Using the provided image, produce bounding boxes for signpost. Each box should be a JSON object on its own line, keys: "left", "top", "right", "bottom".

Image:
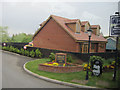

{"left": 109, "top": 12, "right": 120, "bottom": 81}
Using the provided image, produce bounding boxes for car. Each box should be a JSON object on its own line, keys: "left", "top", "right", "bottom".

{"left": 24, "top": 41, "right": 33, "bottom": 49}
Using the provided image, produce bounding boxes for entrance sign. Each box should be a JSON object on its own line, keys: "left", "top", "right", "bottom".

{"left": 92, "top": 60, "right": 102, "bottom": 76}
{"left": 110, "top": 15, "right": 120, "bottom": 35}
{"left": 55, "top": 53, "right": 67, "bottom": 64}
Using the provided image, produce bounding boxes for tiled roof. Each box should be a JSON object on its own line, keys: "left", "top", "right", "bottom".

{"left": 33, "top": 15, "right": 107, "bottom": 42}
{"left": 81, "top": 21, "right": 89, "bottom": 26}
{"left": 91, "top": 25, "right": 101, "bottom": 29}
{"left": 40, "top": 21, "right": 46, "bottom": 26}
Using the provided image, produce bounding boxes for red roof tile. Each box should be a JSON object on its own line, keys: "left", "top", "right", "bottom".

{"left": 91, "top": 25, "right": 101, "bottom": 29}
{"left": 33, "top": 15, "right": 107, "bottom": 42}
{"left": 81, "top": 21, "right": 89, "bottom": 26}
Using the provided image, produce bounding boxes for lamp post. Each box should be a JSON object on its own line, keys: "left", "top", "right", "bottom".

{"left": 85, "top": 29, "right": 92, "bottom": 80}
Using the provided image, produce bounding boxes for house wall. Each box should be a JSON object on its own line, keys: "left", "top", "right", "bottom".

{"left": 33, "top": 18, "right": 79, "bottom": 52}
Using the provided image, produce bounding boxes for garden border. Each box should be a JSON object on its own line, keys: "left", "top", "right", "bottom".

{"left": 23, "top": 61, "right": 98, "bottom": 88}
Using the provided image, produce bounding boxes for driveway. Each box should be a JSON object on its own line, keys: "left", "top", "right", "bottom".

{"left": 2, "top": 50, "right": 72, "bottom": 88}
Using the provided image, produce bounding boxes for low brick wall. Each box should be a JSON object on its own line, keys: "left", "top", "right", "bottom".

{"left": 38, "top": 64, "right": 83, "bottom": 73}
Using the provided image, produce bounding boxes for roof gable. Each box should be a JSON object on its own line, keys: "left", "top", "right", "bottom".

{"left": 33, "top": 15, "right": 107, "bottom": 42}
{"left": 107, "top": 37, "right": 116, "bottom": 41}
{"left": 81, "top": 21, "right": 90, "bottom": 26}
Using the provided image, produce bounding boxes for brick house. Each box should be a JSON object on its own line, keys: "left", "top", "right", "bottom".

{"left": 32, "top": 15, "right": 107, "bottom": 53}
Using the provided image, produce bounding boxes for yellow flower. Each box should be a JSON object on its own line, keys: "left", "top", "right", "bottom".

{"left": 88, "top": 66, "right": 90, "bottom": 69}
{"left": 43, "top": 63, "right": 48, "bottom": 65}
{"left": 48, "top": 64, "right": 53, "bottom": 66}
{"left": 53, "top": 63, "right": 59, "bottom": 66}
{"left": 112, "top": 61, "right": 115, "bottom": 65}
{"left": 110, "top": 66, "right": 114, "bottom": 69}
{"left": 63, "top": 64, "right": 66, "bottom": 67}
{"left": 84, "top": 64, "right": 88, "bottom": 67}
{"left": 107, "top": 65, "right": 109, "bottom": 68}
{"left": 52, "top": 60, "right": 55, "bottom": 62}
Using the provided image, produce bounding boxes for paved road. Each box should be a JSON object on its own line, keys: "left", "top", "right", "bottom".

{"left": 2, "top": 50, "right": 72, "bottom": 88}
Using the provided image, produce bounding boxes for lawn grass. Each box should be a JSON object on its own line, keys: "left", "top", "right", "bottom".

{"left": 25, "top": 58, "right": 120, "bottom": 88}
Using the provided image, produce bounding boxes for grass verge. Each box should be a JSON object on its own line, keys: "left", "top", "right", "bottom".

{"left": 25, "top": 58, "right": 120, "bottom": 88}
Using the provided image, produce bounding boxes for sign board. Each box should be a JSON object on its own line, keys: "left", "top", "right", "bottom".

{"left": 110, "top": 15, "right": 120, "bottom": 35}
{"left": 55, "top": 53, "right": 67, "bottom": 64}
{"left": 92, "top": 60, "right": 102, "bottom": 76}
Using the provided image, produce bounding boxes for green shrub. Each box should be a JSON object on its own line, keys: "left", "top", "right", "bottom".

{"left": 9, "top": 46, "right": 14, "bottom": 52}
{"left": 6, "top": 46, "right": 9, "bottom": 51}
{"left": 89, "top": 55, "right": 105, "bottom": 66}
{"left": 16, "top": 48, "right": 20, "bottom": 54}
{"left": 12, "top": 47, "right": 16, "bottom": 52}
{"left": 0, "top": 45, "right": 2, "bottom": 49}
{"left": 20, "top": 48, "right": 24, "bottom": 55}
{"left": 103, "top": 58, "right": 114, "bottom": 66}
{"left": 2, "top": 46, "right": 6, "bottom": 50}
{"left": 13, "top": 48, "right": 20, "bottom": 53}
{"left": 49, "top": 52, "right": 55, "bottom": 61}
{"left": 30, "top": 50, "right": 35, "bottom": 58}
{"left": 67, "top": 55, "right": 73, "bottom": 63}
{"left": 35, "top": 49, "right": 42, "bottom": 58}
{"left": 25, "top": 50, "right": 29, "bottom": 56}
{"left": 13, "top": 48, "right": 18, "bottom": 53}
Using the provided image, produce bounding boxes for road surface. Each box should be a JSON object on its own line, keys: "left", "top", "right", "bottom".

{"left": 2, "top": 50, "right": 72, "bottom": 88}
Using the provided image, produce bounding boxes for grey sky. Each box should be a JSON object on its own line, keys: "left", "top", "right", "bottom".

{"left": 1, "top": 1, "right": 119, "bottom": 36}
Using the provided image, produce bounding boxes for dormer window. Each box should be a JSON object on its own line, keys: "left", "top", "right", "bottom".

{"left": 81, "top": 21, "right": 90, "bottom": 32}
{"left": 91, "top": 25, "right": 101, "bottom": 35}
{"left": 65, "top": 20, "right": 81, "bottom": 33}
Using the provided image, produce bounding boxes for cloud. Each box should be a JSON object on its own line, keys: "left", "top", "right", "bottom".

{"left": 45, "top": 2, "right": 77, "bottom": 17}
{"left": 80, "top": 11, "right": 102, "bottom": 24}
{"left": 0, "top": 3, "right": 2, "bottom": 26}
{"left": 2, "top": 0, "right": 120, "bottom": 2}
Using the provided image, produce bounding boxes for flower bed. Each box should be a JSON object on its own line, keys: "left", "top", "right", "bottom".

{"left": 38, "top": 63, "right": 83, "bottom": 73}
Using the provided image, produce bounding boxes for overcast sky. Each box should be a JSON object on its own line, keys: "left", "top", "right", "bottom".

{"left": 1, "top": 0, "right": 119, "bottom": 36}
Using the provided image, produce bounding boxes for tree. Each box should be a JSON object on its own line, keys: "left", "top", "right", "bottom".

{"left": 11, "top": 33, "right": 33, "bottom": 43}
{"left": 22, "top": 34, "right": 33, "bottom": 43}
{"left": 0, "top": 26, "right": 11, "bottom": 42}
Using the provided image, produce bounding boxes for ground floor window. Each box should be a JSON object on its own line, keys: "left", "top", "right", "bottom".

{"left": 79, "top": 43, "right": 88, "bottom": 53}
{"left": 99, "top": 43, "right": 105, "bottom": 50}
{"left": 80, "top": 42, "right": 99, "bottom": 53}
{"left": 83, "top": 44, "right": 88, "bottom": 53}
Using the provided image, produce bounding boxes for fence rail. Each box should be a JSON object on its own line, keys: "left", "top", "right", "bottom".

{"left": 1, "top": 42, "right": 118, "bottom": 62}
